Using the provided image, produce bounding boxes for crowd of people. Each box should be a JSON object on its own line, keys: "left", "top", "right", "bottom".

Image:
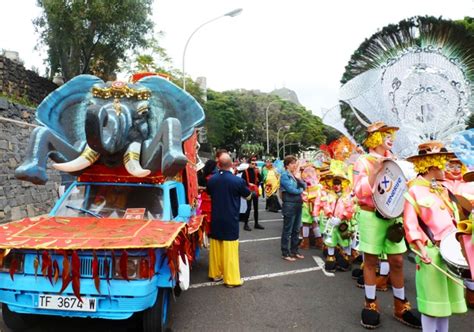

{"left": 197, "top": 121, "right": 474, "bottom": 331}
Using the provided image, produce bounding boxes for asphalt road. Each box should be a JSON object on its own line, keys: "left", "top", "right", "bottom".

{"left": 1, "top": 198, "right": 473, "bottom": 331}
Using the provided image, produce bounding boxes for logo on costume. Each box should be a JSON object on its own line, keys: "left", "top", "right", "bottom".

{"left": 377, "top": 175, "right": 392, "bottom": 195}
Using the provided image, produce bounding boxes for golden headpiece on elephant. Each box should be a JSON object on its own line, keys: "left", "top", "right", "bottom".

{"left": 92, "top": 81, "right": 151, "bottom": 100}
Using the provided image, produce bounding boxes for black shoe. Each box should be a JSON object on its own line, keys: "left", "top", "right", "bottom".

{"left": 243, "top": 224, "right": 251, "bottom": 231}
{"left": 356, "top": 275, "right": 365, "bottom": 288}
{"left": 361, "top": 298, "right": 381, "bottom": 329}
{"left": 254, "top": 224, "right": 265, "bottom": 230}
{"left": 354, "top": 254, "right": 363, "bottom": 265}
{"left": 325, "top": 256, "right": 337, "bottom": 272}
{"left": 337, "top": 254, "right": 351, "bottom": 272}
{"left": 393, "top": 298, "right": 422, "bottom": 329}
{"left": 352, "top": 268, "right": 363, "bottom": 280}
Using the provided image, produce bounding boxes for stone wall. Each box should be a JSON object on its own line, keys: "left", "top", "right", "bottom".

{"left": 0, "top": 55, "right": 57, "bottom": 105}
{"left": 0, "top": 97, "right": 61, "bottom": 222}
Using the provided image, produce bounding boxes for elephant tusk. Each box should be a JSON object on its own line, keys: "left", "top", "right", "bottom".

{"left": 52, "top": 145, "right": 100, "bottom": 172}
{"left": 123, "top": 142, "right": 151, "bottom": 177}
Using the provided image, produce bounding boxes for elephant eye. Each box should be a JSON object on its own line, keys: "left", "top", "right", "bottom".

{"left": 137, "top": 105, "right": 148, "bottom": 115}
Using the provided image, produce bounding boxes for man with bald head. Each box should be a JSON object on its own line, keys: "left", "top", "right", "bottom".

{"left": 207, "top": 153, "right": 253, "bottom": 287}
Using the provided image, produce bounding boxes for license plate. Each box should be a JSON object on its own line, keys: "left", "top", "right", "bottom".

{"left": 38, "top": 294, "right": 97, "bottom": 312}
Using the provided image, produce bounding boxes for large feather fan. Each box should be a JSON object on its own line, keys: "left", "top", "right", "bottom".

{"left": 338, "top": 16, "right": 474, "bottom": 157}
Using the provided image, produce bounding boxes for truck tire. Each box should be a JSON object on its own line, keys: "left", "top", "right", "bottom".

{"left": 2, "top": 304, "right": 29, "bottom": 331}
{"left": 142, "top": 288, "right": 171, "bottom": 332}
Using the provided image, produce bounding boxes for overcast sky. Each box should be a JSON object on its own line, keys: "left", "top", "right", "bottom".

{"left": 1, "top": 0, "right": 473, "bottom": 116}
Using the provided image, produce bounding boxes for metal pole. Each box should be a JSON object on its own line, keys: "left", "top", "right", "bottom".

{"left": 277, "top": 128, "right": 281, "bottom": 160}
{"left": 182, "top": 9, "right": 242, "bottom": 91}
{"left": 276, "top": 126, "right": 288, "bottom": 160}
{"left": 265, "top": 100, "right": 278, "bottom": 155}
{"left": 282, "top": 132, "right": 294, "bottom": 157}
{"left": 279, "top": 143, "right": 299, "bottom": 157}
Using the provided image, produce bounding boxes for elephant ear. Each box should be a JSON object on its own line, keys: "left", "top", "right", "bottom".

{"left": 36, "top": 74, "right": 104, "bottom": 144}
{"left": 137, "top": 76, "right": 205, "bottom": 141}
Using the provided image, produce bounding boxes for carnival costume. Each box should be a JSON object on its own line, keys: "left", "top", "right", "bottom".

{"left": 443, "top": 158, "right": 474, "bottom": 307}
{"left": 444, "top": 158, "right": 474, "bottom": 202}
{"left": 314, "top": 168, "right": 331, "bottom": 245}
{"left": 300, "top": 163, "right": 323, "bottom": 250}
{"left": 403, "top": 141, "right": 467, "bottom": 331}
{"left": 264, "top": 163, "right": 282, "bottom": 213}
{"left": 353, "top": 121, "right": 421, "bottom": 329}
{"left": 320, "top": 173, "right": 355, "bottom": 272}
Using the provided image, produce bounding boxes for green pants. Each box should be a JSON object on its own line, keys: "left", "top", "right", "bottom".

{"left": 319, "top": 214, "right": 327, "bottom": 235}
{"left": 415, "top": 244, "right": 467, "bottom": 317}
{"left": 324, "top": 223, "right": 351, "bottom": 248}
{"left": 357, "top": 210, "right": 406, "bottom": 255}
{"left": 301, "top": 201, "right": 314, "bottom": 224}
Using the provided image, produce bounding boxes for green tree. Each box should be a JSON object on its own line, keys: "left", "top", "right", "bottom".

{"left": 34, "top": 0, "right": 154, "bottom": 81}
{"left": 202, "top": 90, "right": 326, "bottom": 158}
{"left": 240, "top": 143, "right": 264, "bottom": 156}
{"left": 467, "top": 112, "right": 474, "bottom": 129}
{"left": 120, "top": 32, "right": 173, "bottom": 74}
{"left": 203, "top": 90, "right": 244, "bottom": 153}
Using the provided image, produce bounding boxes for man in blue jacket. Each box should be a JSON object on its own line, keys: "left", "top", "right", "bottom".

{"left": 207, "top": 153, "right": 253, "bottom": 287}
{"left": 280, "top": 155, "right": 307, "bottom": 261}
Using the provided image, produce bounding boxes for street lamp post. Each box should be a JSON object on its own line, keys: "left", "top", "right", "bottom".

{"left": 282, "top": 132, "right": 295, "bottom": 157}
{"left": 279, "top": 142, "right": 300, "bottom": 157}
{"left": 265, "top": 100, "right": 279, "bottom": 156}
{"left": 182, "top": 8, "right": 243, "bottom": 91}
{"left": 276, "top": 125, "right": 290, "bottom": 160}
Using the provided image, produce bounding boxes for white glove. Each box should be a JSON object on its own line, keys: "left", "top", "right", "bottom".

{"left": 329, "top": 217, "right": 341, "bottom": 227}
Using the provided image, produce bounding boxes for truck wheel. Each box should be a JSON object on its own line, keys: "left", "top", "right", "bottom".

{"left": 142, "top": 288, "right": 171, "bottom": 332}
{"left": 2, "top": 304, "right": 29, "bottom": 331}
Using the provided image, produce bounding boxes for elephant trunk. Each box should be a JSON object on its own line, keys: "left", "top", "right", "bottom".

{"left": 52, "top": 145, "right": 100, "bottom": 172}
{"left": 86, "top": 105, "right": 121, "bottom": 155}
{"left": 123, "top": 142, "right": 151, "bottom": 177}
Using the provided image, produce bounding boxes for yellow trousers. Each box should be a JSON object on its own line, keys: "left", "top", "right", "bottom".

{"left": 208, "top": 238, "right": 241, "bottom": 286}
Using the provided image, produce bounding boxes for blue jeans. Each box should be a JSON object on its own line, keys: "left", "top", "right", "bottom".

{"left": 281, "top": 201, "right": 303, "bottom": 256}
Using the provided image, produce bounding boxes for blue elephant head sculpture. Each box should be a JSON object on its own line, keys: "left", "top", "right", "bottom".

{"left": 15, "top": 74, "right": 205, "bottom": 184}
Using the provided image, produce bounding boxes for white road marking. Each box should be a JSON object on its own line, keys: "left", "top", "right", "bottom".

{"left": 189, "top": 266, "right": 322, "bottom": 289}
{"left": 312, "top": 255, "right": 335, "bottom": 277}
{"left": 256, "top": 218, "right": 282, "bottom": 223}
{"left": 239, "top": 237, "right": 280, "bottom": 243}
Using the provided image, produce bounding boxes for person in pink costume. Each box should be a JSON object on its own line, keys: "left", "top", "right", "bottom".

{"left": 353, "top": 121, "right": 421, "bottom": 329}
{"left": 457, "top": 169, "right": 474, "bottom": 308}
{"left": 443, "top": 158, "right": 474, "bottom": 307}
{"left": 313, "top": 168, "right": 331, "bottom": 250}
{"left": 443, "top": 157, "right": 474, "bottom": 202}
{"left": 403, "top": 141, "right": 467, "bottom": 332}
{"left": 320, "top": 172, "right": 355, "bottom": 272}
{"left": 299, "top": 163, "right": 324, "bottom": 250}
